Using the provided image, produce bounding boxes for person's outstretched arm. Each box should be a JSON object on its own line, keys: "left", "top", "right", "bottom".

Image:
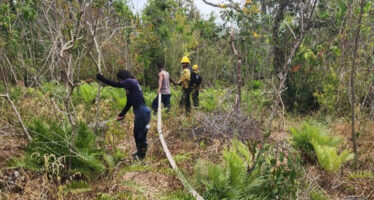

{"left": 118, "top": 100, "right": 131, "bottom": 119}
{"left": 157, "top": 72, "right": 164, "bottom": 93}
{"left": 169, "top": 76, "right": 177, "bottom": 85}
{"left": 177, "top": 69, "right": 190, "bottom": 85}
{"left": 96, "top": 74, "right": 122, "bottom": 88}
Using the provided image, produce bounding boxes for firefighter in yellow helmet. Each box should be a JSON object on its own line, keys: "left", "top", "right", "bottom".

{"left": 191, "top": 64, "right": 202, "bottom": 107}
{"left": 177, "top": 56, "right": 191, "bottom": 113}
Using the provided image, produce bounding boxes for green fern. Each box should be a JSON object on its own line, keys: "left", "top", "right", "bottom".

{"left": 96, "top": 193, "right": 116, "bottom": 200}
{"left": 59, "top": 180, "right": 91, "bottom": 195}
{"left": 73, "top": 151, "right": 106, "bottom": 176}
{"left": 194, "top": 140, "right": 301, "bottom": 200}
{"left": 199, "top": 88, "right": 221, "bottom": 112}
{"left": 312, "top": 141, "right": 354, "bottom": 172}
{"left": 10, "top": 119, "right": 109, "bottom": 179}
{"left": 310, "top": 188, "right": 331, "bottom": 200}
{"left": 103, "top": 154, "right": 115, "bottom": 173}
{"left": 348, "top": 170, "right": 374, "bottom": 179}
{"left": 174, "top": 153, "right": 192, "bottom": 163}
{"left": 78, "top": 83, "right": 98, "bottom": 103}
{"left": 290, "top": 122, "right": 353, "bottom": 172}
{"left": 109, "top": 88, "right": 127, "bottom": 109}
{"left": 40, "top": 80, "right": 65, "bottom": 98}
{"left": 290, "top": 122, "right": 341, "bottom": 160}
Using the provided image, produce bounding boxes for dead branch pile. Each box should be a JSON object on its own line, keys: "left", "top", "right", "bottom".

{"left": 191, "top": 111, "right": 262, "bottom": 144}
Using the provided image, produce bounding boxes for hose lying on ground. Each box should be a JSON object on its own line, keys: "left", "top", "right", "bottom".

{"left": 156, "top": 93, "right": 204, "bottom": 200}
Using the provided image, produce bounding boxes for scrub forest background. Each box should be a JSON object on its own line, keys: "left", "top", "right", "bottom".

{"left": 1, "top": 0, "right": 374, "bottom": 199}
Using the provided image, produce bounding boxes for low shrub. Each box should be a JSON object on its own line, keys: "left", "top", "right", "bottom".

{"left": 9, "top": 119, "right": 111, "bottom": 179}
{"left": 77, "top": 83, "right": 98, "bottom": 103}
{"left": 242, "top": 85, "right": 270, "bottom": 116}
{"left": 199, "top": 88, "right": 227, "bottom": 111}
{"left": 310, "top": 188, "right": 331, "bottom": 200}
{"left": 194, "top": 140, "right": 302, "bottom": 200}
{"left": 290, "top": 122, "right": 353, "bottom": 172}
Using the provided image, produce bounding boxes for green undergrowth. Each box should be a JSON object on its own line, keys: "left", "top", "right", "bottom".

{"left": 310, "top": 187, "right": 331, "bottom": 200}
{"left": 290, "top": 121, "right": 353, "bottom": 172}
{"left": 8, "top": 119, "right": 115, "bottom": 179}
{"left": 242, "top": 80, "right": 271, "bottom": 116}
{"left": 160, "top": 190, "right": 194, "bottom": 200}
{"left": 58, "top": 180, "right": 92, "bottom": 196}
{"left": 193, "top": 140, "right": 302, "bottom": 200}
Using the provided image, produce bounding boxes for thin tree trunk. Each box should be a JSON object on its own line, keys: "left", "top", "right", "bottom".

{"left": 93, "top": 35, "right": 102, "bottom": 132}
{"left": 350, "top": 0, "right": 366, "bottom": 165}
{"left": 1, "top": 94, "right": 32, "bottom": 141}
{"left": 0, "top": 65, "right": 32, "bottom": 141}
{"left": 230, "top": 28, "right": 242, "bottom": 110}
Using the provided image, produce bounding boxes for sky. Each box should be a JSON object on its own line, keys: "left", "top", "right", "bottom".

{"left": 127, "top": 0, "right": 223, "bottom": 20}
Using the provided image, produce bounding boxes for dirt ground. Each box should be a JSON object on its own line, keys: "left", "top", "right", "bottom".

{"left": 1, "top": 116, "right": 373, "bottom": 199}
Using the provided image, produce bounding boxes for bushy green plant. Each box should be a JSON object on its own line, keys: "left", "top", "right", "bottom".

{"left": 310, "top": 188, "right": 331, "bottom": 200}
{"left": 72, "top": 83, "right": 127, "bottom": 109}
{"left": 58, "top": 180, "right": 92, "bottom": 195}
{"left": 283, "top": 45, "right": 321, "bottom": 113}
{"left": 290, "top": 122, "right": 353, "bottom": 172}
{"left": 199, "top": 88, "right": 226, "bottom": 111}
{"left": 194, "top": 140, "right": 302, "bottom": 200}
{"left": 77, "top": 83, "right": 98, "bottom": 103}
{"left": 249, "top": 80, "right": 263, "bottom": 90}
{"left": 40, "top": 80, "right": 65, "bottom": 98}
{"left": 313, "top": 69, "right": 340, "bottom": 114}
{"left": 348, "top": 170, "right": 374, "bottom": 179}
{"left": 242, "top": 85, "right": 270, "bottom": 115}
{"left": 9, "top": 119, "right": 109, "bottom": 179}
{"left": 8, "top": 86, "right": 27, "bottom": 101}
{"left": 290, "top": 122, "right": 341, "bottom": 161}
{"left": 96, "top": 193, "right": 116, "bottom": 200}
{"left": 142, "top": 87, "right": 156, "bottom": 106}
{"left": 169, "top": 88, "right": 181, "bottom": 107}
{"left": 313, "top": 142, "right": 353, "bottom": 173}
{"left": 107, "top": 87, "right": 127, "bottom": 109}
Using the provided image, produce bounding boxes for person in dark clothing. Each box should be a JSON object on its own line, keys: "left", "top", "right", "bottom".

{"left": 191, "top": 64, "right": 201, "bottom": 107}
{"left": 151, "top": 62, "right": 176, "bottom": 114}
{"left": 96, "top": 70, "right": 151, "bottom": 160}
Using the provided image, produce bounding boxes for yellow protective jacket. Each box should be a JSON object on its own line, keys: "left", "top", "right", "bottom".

{"left": 177, "top": 68, "right": 190, "bottom": 89}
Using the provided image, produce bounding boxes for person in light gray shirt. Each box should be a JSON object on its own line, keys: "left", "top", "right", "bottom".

{"left": 151, "top": 61, "right": 176, "bottom": 114}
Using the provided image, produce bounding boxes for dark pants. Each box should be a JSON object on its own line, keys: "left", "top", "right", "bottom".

{"left": 133, "top": 105, "right": 151, "bottom": 158}
{"left": 179, "top": 88, "right": 191, "bottom": 113}
{"left": 151, "top": 94, "right": 171, "bottom": 113}
{"left": 191, "top": 86, "right": 199, "bottom": 107}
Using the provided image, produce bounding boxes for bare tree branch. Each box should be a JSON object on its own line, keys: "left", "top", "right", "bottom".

{"left": 230, "top": 28, "right": 242, "bottom": 110}
{"left": 0, "top": 64, "right": 32, "bottom": 141}
{"left": 202, "top": 0, "right": 243, "bottom": 13}
{"left": 350, "top": 0, "right": 367, "bottom": 165}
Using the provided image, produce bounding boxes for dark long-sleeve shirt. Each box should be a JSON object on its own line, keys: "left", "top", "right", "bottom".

{"left": 97, "top": 74, "right": 145, "bottom": 117}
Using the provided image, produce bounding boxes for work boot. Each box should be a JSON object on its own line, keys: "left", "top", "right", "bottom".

{"left": 132, "top": 152, "right": 141, "bottom": 161}
{"left": 132, "top": 147, "right": 147, "bottom": 161}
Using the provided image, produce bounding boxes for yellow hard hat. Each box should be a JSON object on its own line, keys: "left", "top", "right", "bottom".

{"left": 192, "top": 64, "right": 198, "bottom": 71}
{"left": 181, "top": 56, "right": 190, "bottom": 64}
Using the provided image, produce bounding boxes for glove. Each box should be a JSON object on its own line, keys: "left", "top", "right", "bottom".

{"left": 96, "top": 73, "right": 104, "bottom": 81}
{"left": 117, "top": 115, "right": 124, "bottom": 121}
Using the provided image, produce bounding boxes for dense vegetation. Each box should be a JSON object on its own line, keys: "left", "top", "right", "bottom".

{"left": 1, "top": 0, "right": 374, "bottom": 199}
